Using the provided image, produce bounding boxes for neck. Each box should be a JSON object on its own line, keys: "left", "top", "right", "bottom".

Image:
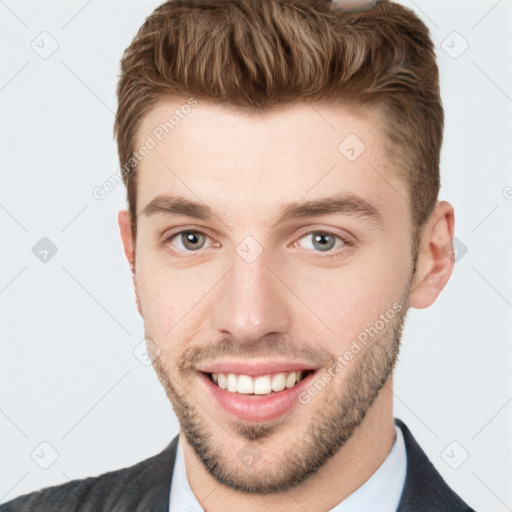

{"left": 180, "top": 380, "right": 396, "bottom": 512}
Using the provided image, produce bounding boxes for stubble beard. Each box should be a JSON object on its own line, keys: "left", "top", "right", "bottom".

{"left": 148, "top": 291, "right": 410, "bottom": 495}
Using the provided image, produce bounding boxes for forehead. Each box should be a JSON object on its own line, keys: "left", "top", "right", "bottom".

{"left": 133, "top": 97, "right": 409, "bottom": 230}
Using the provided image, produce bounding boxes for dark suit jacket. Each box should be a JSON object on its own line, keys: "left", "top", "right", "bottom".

{"left": 0, "top": 418, "right": 476, "bottom": 511}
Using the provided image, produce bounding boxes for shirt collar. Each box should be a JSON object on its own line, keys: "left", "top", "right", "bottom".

{"left": 327, "top": 424, "right": 407, "bottom": 511}
{"left": 169, "top": 424, "right": 406, "bottom": 512}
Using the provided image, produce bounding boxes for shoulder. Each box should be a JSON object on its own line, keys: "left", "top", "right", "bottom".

{"left": 0, "top": 437, "right": 178, "bottom": 512}
{"left": 395, "top": 418, "right": 477, "bottom": 512}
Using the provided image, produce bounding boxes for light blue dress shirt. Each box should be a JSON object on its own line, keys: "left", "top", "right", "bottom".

{"left": 169, "top": 425, "right": 407, "bottom": 512}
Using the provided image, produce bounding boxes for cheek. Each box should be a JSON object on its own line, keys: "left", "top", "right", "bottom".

{"left": 281, "top": 242, "right": 411, "bottom": 341}
{"left": 346, "top": 250, "right": 411, "bottom": 330}
{"left": 135, "top": 253, "right": 220, "bottom": 335}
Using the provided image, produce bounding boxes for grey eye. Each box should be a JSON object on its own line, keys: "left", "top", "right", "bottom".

{"left": 310, "top": 232, "right": 337, "bottom": 252}
{"left": 175, "top": 231, "right": 207, "bottom": 251}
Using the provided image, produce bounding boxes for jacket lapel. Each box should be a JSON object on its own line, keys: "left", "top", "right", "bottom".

{"left": 124, "top": 434, "right": 179, "bottom": 512}
{"left": 395, "top": 419, "right": 474, "bottom": 511}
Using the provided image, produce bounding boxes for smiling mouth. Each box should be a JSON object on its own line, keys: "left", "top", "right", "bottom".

{"left": 202, "top": 369, "right": 316, "bottom": 396}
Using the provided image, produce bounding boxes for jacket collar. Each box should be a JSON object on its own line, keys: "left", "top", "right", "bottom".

{"left": 395, "top": 418, "right": 474, "bottom": 511}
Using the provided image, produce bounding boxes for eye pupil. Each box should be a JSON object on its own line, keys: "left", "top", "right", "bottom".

{"left": 182, "top": 232, "right": 205, "bottom": 250}
{"left": 313, "top": 233, "right": 335, "bottom": 251}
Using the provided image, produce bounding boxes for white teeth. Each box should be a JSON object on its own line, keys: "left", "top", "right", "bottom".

{"left": 210, "top": 370, "right": 307, "bottom": 395}
{"left": 253, "top": 375, "right": 272, "bottom": 394}
{"left": 227, "top": 373, "right": 237, "bottom": 393}
{"left": 217, "top": 373, "right": 227, "bottom": 389}
{"left": 285, "top": 371, "right": 297, "bottom": 388}
{"left": 237, "top": 375, "right": 253, "bottom": 394}
{"left": 271, "top": 373, "right": 286, "bottom": 392}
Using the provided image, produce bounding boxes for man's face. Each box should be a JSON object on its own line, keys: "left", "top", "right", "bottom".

{"left": 127, "top": 98, "right": 415, "bottom": 493}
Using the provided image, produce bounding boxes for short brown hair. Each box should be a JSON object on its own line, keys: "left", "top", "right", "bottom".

{"left": 114, "top": 0, "right": 443, "bottom": 237}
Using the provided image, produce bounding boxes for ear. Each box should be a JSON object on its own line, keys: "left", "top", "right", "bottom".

{"left": 118, "top": 209, "right": 135, "bottom": 273}
{"left": 409, "top": 201, "right": 455, "bottom": 309}
{"left": 118, "top": 210, "right": 143, "bottom": 316}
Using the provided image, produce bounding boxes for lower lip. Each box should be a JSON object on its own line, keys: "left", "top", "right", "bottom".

{"left": 198, "top": 371, "right": 317, "bottom": 422}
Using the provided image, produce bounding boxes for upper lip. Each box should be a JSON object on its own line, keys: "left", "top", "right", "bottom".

{"left": 197, "top": 359, "right": 320, "bottom": 376}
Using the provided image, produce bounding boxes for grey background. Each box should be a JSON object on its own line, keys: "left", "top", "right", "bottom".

{"left": 1, "top": 0, "right": 511, "bottom": 509}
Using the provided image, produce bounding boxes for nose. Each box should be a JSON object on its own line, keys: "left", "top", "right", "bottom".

{"left": 211, "top": 249, "right": 292, "bottom": 345}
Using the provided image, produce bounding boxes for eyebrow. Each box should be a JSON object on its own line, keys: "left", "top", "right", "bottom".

{"left": 139, "top": 192, "right": 384, "bottom": 228}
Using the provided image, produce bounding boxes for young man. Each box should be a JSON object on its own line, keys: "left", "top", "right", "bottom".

{"left": 1, "top": 0, "right": 477, "bottom": 510}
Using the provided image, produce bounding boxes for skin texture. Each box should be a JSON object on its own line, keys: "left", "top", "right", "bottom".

{"left": 118, "top": 98, "right": 455, "bottom": 511}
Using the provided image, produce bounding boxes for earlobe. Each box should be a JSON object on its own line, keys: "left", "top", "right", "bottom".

{"left": 409, "top": 201, "right": 455, "bottom": 309}
{"left": 118, "top": 210, "right": 135, "bottom": 274}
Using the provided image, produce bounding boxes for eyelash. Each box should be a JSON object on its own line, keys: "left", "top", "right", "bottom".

{"left": 161, "top": 228, "right": 354, "bottom": 259}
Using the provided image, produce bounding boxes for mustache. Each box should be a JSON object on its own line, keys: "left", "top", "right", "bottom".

{"left": 176, "top": 333, "right": 335, "bottom": 377}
